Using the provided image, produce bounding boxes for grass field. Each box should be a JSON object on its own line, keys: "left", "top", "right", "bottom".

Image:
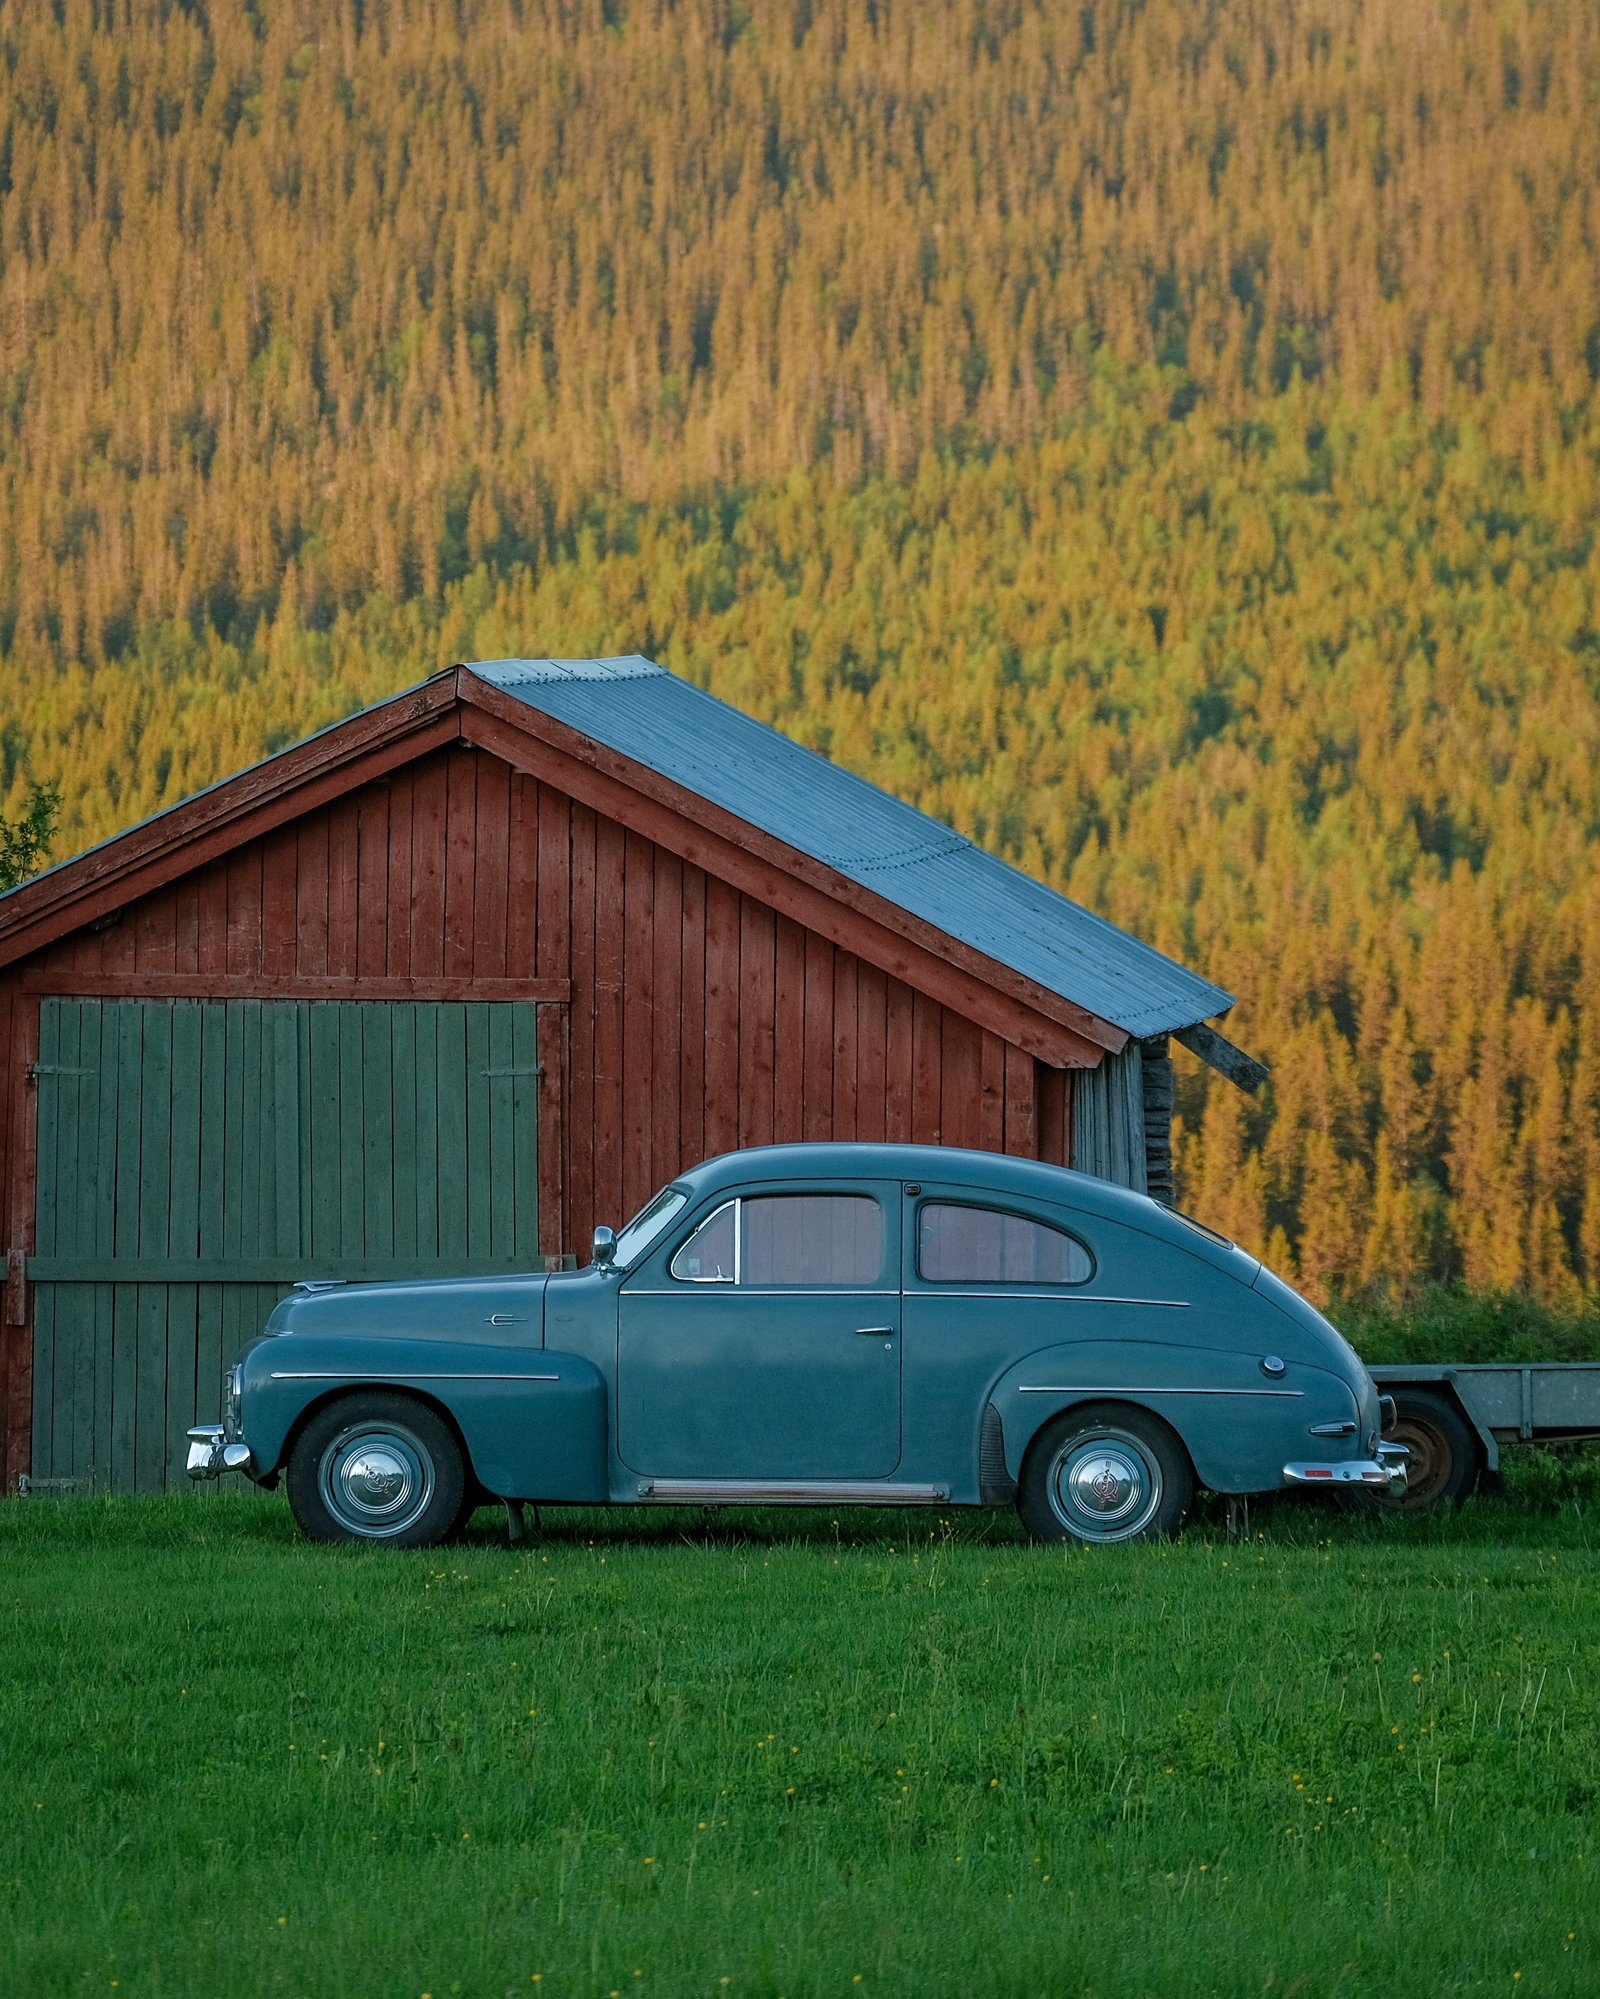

{"left": 2, "top": 1477, "right": 1596, "bottom": 1999}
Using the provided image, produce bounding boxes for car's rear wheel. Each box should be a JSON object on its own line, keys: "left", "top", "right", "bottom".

{"left": 287, "top": 1392, "right": 465, "bottom": 1548}
{"left": 1017, "top": 1404, "right": 1193, "bottom": 1546}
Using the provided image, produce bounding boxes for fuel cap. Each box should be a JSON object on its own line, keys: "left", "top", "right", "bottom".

{"left": 1260, "top": 1354, "right": 1287, "bottom": 1379}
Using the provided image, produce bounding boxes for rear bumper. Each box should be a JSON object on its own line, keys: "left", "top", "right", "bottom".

{"left": 186, "top": 1424, "right": 254, "bottom": 1481}
{"left": 1283, "top": 1443, "right": 1407, "bottom": 1495}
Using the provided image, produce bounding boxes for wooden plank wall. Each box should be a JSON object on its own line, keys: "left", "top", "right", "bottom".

{"left": 0, "top": 744, "right": 1071, "bottom": 1490}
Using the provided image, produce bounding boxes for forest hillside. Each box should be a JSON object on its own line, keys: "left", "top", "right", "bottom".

{"left": 1, "top": 0, "right": 1597, "bottom": 1303}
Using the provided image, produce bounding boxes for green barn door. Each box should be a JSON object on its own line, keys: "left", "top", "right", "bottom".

{"left": 28, "top": 998, "right": 542, "bottom": 1493}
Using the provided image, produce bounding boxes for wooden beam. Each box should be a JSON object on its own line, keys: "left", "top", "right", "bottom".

{"left": 456, "top": 687, "right": 1117, "bottom": 1070}
{"left": 1173, "top": 1020, "right": 1271, "bottom": 1094}
{"left": 20, "top": 973, "right": 571, "bottom": 1004}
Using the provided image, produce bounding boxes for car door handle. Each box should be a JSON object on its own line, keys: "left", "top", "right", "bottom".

{"left": 855, "top": 1326, "right": 895, "bottom": 1337}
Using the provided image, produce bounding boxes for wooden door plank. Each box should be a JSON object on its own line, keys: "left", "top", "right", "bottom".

{"left": 465, "top": 1003, "right": 495, "bottom": 1259}
{"left": 737, "top": 899, "right": 775, "bottom": 1150}
{"left": 361, "top": 1002, "right": 396, "bottom": 1260}
{"left": 485, "top": 1002, "right": 517, "bottom": 1258}
{"left": 69, "top": 1001, "right": 103, "bottom": 1483}
{"left": 134, "top": 1002, "right": 173, "bottom": 1491}
{"left": 194, "top": 1003, "right": 229, "bottom": 1456}
{"left": 534, "top": 1005, "right": 561, "bottom": 1260}
{"left": 413, "top": 1002, "right": 441, "bottom": 1261}
{"left": 51, "top": 1003, "right": 87, "bottom": 1483}
{"left": 271, "top": 1004, "right": 305, "bottom": 1256}
{"left": 30, "top": 1000, "right": 62, "bottom": 1484}
{"left": 802, "top": 929, "right": 832, "bottom": 1143}
{"left": 390, "top": 1003, "right": 419, "bottom": 1263}
{"left": 773, "top": 914, "right": 805, "bottom": 1146}
{"left": 436, "top": 1004, "right": 471, "bottom": 1259}
{"left": 307, "top": 1001, "right": 342, "bottom": 1260}
{"left": 164, "top": 1001, "right": 203, "bottom": 1485}
{"left": 678, "top": 864, "right": 706, "bottom": 1173}
{"left": 337, "top": 1002, "right": 365, "bottom": 1255}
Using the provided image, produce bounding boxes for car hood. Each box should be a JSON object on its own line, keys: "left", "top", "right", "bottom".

{"left": 264, "top": 1271, "right": 551, "bottom": 1344}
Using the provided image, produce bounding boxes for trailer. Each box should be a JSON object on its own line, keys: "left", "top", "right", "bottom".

{"left": 1368, "top": 1363, "right": 1600, "bottom": 1511}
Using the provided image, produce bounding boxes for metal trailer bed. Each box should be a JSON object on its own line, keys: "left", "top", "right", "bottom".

{"left": 1368, "top": 1362, "right": 1600, "bottom": 1511}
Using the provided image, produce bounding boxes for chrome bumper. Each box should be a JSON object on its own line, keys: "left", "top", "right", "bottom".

{"left": 1283, "top": 1443, "right": 1407, "bottom": 1495}
{"left": 186, "top": 1424, "right": 254, "bottom": 1481}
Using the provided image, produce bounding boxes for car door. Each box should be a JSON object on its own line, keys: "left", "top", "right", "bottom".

{"left": 617, "top": 1182, "right": 902, "bottom": 1480}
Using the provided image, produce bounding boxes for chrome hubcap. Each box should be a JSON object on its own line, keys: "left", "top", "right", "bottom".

{"left": 319, "top": 1424, "right": 435, "bottom": 1538}
{"left": 1047, "top": 1430, "right": 1162, "bottom": 1542}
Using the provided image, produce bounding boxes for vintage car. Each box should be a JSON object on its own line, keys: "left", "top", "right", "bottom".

{"left": 187, "top": 1142, "right": 1405, "bottom": 1545}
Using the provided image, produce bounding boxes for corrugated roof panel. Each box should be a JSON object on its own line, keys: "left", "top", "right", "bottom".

{"left": 471, "top": 656, "right": 1232, "bottom": 1036}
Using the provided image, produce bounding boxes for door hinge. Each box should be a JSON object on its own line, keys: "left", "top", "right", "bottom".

{"left": 479, "top": 1066, "right": 544, "bottom": 1078}
{"left": 25, "top": 1064, "right": 93, "bottom": 1082}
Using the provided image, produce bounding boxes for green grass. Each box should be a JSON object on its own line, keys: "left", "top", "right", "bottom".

{"left": 2, "top": 1483, "right": 1596, "bottom": 1999}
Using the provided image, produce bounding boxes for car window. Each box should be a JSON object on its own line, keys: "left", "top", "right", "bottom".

{"left": 918, "top": 1202, "right": 1092, "bottom": 1285}
{"left": 614, "top": 1185, "right": 690, "bottom": 1267}
{"left": 670, "top": 1194, "right": 884, "bottom": 1285}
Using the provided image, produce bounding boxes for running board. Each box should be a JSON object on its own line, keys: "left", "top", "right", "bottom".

{"left": 637, "top": 1479, "right": 949, "bottom": 1505}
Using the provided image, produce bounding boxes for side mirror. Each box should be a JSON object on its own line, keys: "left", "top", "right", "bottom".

{"left": 592, "top": 1224, "right": 617, "bottom": 1269}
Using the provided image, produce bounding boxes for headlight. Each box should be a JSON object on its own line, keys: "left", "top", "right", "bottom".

{"left": 223, "top": 1363, "right": 243, "bottom": 1439}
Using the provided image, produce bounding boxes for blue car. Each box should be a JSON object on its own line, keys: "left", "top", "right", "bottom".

{"left": 188, "top": 1143, "right": 1405, "bottom": 1545}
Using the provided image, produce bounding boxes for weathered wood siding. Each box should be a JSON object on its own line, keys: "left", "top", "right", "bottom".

{"left": 0, "top": 745, "right": 1072, "bottom": 1490}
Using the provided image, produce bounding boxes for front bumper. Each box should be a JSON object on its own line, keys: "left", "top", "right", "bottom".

{"left": 1283, "top": 1443, "right": 1408, "bottom": 1495}
{"left": 186, "top": 1424, "right": 255, "bottom": 1481}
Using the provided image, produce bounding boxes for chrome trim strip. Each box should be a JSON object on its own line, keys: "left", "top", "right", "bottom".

{"left": 1018, "top": 1384, "right": 1305, "bottom": 1398}
{"left": 916, "top": 1293, "right": 1191, "bottom": 1307}
{"left": 638, "top": 1479, "right": 948, "bottom": 1504}
{"left": 268, "top": 1370, "right": 559, "bottom": 1382}
{"left": 623, "top": 1288, "right": 895, "bottom": 1298}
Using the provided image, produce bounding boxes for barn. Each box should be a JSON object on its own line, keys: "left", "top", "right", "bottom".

{"left": 0, "top": 656, "right": 1262, "bottom": 1495}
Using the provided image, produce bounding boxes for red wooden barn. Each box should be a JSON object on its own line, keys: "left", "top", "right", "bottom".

{"left": 0, "top": 656, "right": 1261, "bottom": 1494}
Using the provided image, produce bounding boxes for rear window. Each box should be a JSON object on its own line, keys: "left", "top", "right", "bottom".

{"left": 918, "top": 1202, "right": 1092, "bottom": 1285}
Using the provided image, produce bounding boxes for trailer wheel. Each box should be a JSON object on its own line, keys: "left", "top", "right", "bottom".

{"left": 1380, "top": 1390, "right": 1480, "bottom": 1512}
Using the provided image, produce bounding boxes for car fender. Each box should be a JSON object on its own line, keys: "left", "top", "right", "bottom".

{"left": 986, "top": 1339, "right": 1363, "bottom": 1494}
{"left": 241, "top": 1336, "right": 609, "bottom": 1502}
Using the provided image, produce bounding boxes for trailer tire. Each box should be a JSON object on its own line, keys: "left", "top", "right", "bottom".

{"left": 1379, "top": 1389, "right": 1480, "bottom": 1513}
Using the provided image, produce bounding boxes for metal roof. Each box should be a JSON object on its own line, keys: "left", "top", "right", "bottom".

{"left": 472, "top": 656, "right": 1232, "bottom": 1037}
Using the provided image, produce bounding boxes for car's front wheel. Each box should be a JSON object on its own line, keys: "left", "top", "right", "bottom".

{"left": 1017, "top": 1404, "right": 1193, "bottom": 1546}
{"left": 287, "top": 1392, "right": 466, "bottom": 1548}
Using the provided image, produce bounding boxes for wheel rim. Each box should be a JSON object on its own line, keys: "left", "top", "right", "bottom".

{"left": 1046, "top": 1429, "right": 1163, "bottom": 1542}
{"left": 318, "top": 1421, "right": 436, "bottom": 1539}
{"left": 1383, "top": 1415, "right": 1452, "bottom": 1510}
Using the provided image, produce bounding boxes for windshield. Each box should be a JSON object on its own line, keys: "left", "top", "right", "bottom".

{"left": 612, "top": 1185, "right": 690, "bottom": 1268}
